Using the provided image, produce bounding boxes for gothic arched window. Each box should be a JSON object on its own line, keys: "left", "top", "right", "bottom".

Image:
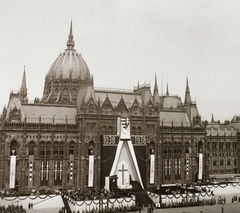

{"left": 88, "top": 141, "right": 94, "bottom": 155}
{"left": 136, "top": 126, "right": 142, "bottom": 134}
{"left": 198, "top": 141, "right": 203, "bottom": 153}
{"left": 10, "top": 140, "right": 17, "bottom": 155}
{"left": 69, "top": 141, "right": 74, "bottom": 155}
{"left": 29, "top": 141, "right": 34, "bottom": 155}
{"left": 40, "top": 142, "right": 45, "bottom": 156}
{"left": 59, "top": 142, "right": 64, "bottom": 155}
{"left": 89, "top": 104, "right": 94, "bottom": 113}
{"left": 227, "top": 159, "right": 231, "bottom": 166}
{"left": 46, "top": 142, "right": 51, "bottom": 156}
{"left": 54, "top": 142, "right": 58, "bottom": 155}
{"left": 131, "top": 126, "right": 136, "bottom": 135}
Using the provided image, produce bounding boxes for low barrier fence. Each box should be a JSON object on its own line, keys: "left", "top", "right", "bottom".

{"left": 66, "top": 195, "right": 136, "bottom": 213}
{"left": 148, "top": 191, "right": 215, "bottom": 208}
{"left": 0, "top": 194, "right": 63, "bottom": 209}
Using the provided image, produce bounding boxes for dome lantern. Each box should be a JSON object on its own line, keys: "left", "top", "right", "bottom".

{"left": 67, "top": 21, "right": 75, "bottom": 49}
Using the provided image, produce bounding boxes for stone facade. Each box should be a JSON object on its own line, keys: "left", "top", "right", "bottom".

{"left": 2, "top": 22, "right": 239, "bottom": 192}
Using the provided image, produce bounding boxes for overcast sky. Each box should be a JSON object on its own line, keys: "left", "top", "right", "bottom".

{"left": 0, "top": 0, "right": 239, "bottom": 122}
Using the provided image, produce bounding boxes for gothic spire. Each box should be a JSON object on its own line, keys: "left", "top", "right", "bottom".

{"left": 153, "top": 73, "right": 160, "bottom": 105}
{"left": 20, "top": 66, "right": 28, "bottom": 103}
{"left": 211, "top": 113, "right": 214, "bottom": 123}
{"left": 184, "top": 77, "right": 192, "bottom": 105}
{"left": 166, "top": 82, "right": 169, "bottom": 96}
{"left": 21, "top": 66, "right": 27, "bottom": 90}
{"left": 67, "top": 20, "right": 75, "bottom": 49}
{"left": 154, "top": 73, "right": 158, "bottom": 89}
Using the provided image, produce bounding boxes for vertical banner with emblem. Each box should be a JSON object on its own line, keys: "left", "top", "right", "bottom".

{"left": 120, "top": 117, "right": 130, "bottom": 140}
{"left": 198, "top": 153, "right": 203, "bottom": 180}
{"left": 28, "top": 155, "right": 34, "bottom": 187}
{"left": 88, "top": 155, "right": 94, "bottom": 187}
{"left": 150, "top": 154, "right": 155, "bottom": 184}
{"left": 69, "top": 154, "right": 74, "bottom": 184}
{"left": 9, "top": 155, "right": 16, "bottom": 189}
{"left": 186, "top": 154, "right": 189, "bottom": 180}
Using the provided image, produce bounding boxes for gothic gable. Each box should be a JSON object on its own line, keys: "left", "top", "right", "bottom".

{"left": 115, "top": 97, "right": 128, "bottom": 114}
{"left": 100, "top": 96, "right": 114, "bottom": 114}
{"left": 145, "top": 100, "right": 156, "bottom": 116}
{"left": 86, "top": 97, "right": 98, "bottom": 113}
{"left": 193, "top": 114, "right": 202, "bottom": 127}
{"left": 130, "top": 98, "right": 142, "bottom": 115}
{"left": 9, "top": 106, "right": 21, "bottom": 122}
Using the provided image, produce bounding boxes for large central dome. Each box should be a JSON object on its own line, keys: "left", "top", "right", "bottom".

{"left": 41, "top": 22, "right": 93, "bottom": 105}
{"left": 46, "top": 22, "right": 91, "bottom": 81}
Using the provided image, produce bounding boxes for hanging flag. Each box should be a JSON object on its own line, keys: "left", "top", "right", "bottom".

{"left": 41, "top": 161, "right": 44, "bottom": 181}
{"left": 150, "top": 154, "right": 155, "bottom": 184}
{"left": 59, "top": 161, "right": 62, "bottom": 180}
{"left": 198, "top": 153, "right": 203, "bottom": 180}
{"left": 186, "top": 154, "right": 189, "bottom": 180}
{"left": 88, "top": 155, "right": 94, "bottom": 187}
{"left": 28, "top": 156, "right": 34, "bottom": 187}
{"left": 29, "top": 162, "right": 33, "bottom": 181}
{"left": 70, "top": 161, "right": 73, "bottom": 180}
{"left": 46, "top": 161, "right": 49, "bottom": 180}
{"left": 9, "top": 156, "right": 16, "bottom": 189}
{"left": 54, "top": 161, "right": 58, "bottom": 180}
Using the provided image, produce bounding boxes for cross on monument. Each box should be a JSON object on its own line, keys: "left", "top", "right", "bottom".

{"left": 118, "top": 164, "right": 128, "bottom": 184}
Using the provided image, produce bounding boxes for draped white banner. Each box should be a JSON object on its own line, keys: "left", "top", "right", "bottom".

{"left": 198, "top": 153, "right": 203, "bottom": 180}
{"left": 150, "top": 154, "right": 155, "bottom": 184}
{"left": 9, "top": 156, "right": 16, "bottom": 189}
{"left": 88, "top": 155, "right": 94, "bottom": 187}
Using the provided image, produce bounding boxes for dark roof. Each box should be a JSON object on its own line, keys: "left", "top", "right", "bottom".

{"left": 95, "top": 91, "right": 142, "bottom": 108}
{"left": 22, "top": 104, "right": 76, "bottom": 124}
{"left": 160, "top": 111, "right": 190, "bottom": 127}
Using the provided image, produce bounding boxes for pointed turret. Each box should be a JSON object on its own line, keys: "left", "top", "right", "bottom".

{"left": 211, "top": 113, "right": 214, "bottom": 123}
{"left": 67, "top": 21, "right": 75, "bottom": 49}
{"left": 20, "top": 66, "right": 28, "bottom": 103}
{"left": 153, "top": 73, "right": 160, "bottom": 105}
{"left": 184, "top": 77, "right": 192, "bottom": 105}
{"left": 166, "top": 82, "right": 169, "bottom": 96}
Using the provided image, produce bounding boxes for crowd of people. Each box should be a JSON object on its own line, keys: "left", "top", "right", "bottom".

{"left": 59, "top": 187, "right": 132, "bottom": 201}
{"left": 0, "top": 188, "right": 56, "bottom": 197}
{"left": 0, "top": 204, "right": 26, "bottom": 213}
{"left": 69, "top": 204, "right": 139, "bottom": 213}
{"left": 159, "top": 197, "right": 216, "bottom": 209}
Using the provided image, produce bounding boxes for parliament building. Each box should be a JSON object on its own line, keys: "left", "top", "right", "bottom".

{"left": 0, "top": 22, "right": 238, "bottom": 192}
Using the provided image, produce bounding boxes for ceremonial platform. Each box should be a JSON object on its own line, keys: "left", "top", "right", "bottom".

{"left": 1, "top": 183, "right": 240, "bottom": 213}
